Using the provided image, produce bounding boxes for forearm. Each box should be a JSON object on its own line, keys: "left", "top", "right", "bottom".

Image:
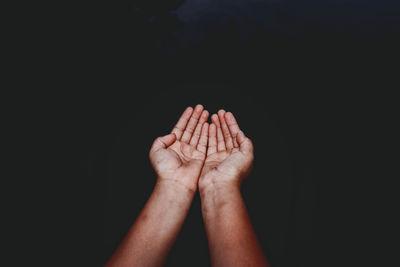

{"left": 200, "top": 183, "right": 269, "bottom": 267}
{"left": 106, "top": 179, "right": 195, "bottom": 267}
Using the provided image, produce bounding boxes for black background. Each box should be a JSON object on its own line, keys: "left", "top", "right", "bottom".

{"left": 34, "top": 0, "right": 399, "bottom": 266}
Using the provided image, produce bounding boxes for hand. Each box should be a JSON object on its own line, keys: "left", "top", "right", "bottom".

{"left": 199, "top": 110, "right": 254, "bottom": 192}
{"left": 149, "top": 105, "right": 209, "bottom": 193}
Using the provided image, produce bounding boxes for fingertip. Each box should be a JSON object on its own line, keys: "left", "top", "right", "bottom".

{"left": 166, "top": 132, "right": 177, "bottom": 142}
{"left": 225, "top": 111, "right": 234, "bottom": 120}
{"left": 202, "top": 110, "right": 209, "bottom": 119}
{"left": 195, "top": 104, "right": 204, "bottom": 112}
{"left": 183, "top": 106, "right": 194, "bottom": 117}
{"left": 217, "top": 109, "right": 226, "bottom": 117}
{"left": 211, "top": 114, "right": 219, "bottom": 124}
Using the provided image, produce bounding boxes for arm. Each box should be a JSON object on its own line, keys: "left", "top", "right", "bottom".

{"left": 198, "top": 110, "right": 269, "bottom": 267}
{"left": 106, "top": 105, "right": 209, "bottom": 267}
{"left": 105, "top": 179, "right": 195, "bottom": 267}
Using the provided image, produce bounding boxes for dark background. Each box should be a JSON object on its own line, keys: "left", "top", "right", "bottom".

{"left": 41, "top": 0, "right": 399, "bottom": 266}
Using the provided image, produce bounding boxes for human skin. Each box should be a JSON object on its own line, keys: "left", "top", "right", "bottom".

{"left": 105, "top": 106, "right": 269, "bottom": 267}
{"left": 105, "top": 105, "right": 209, "bottom": 267}
{"left": 198, "top": 110, "right": 270, "bottom": 267}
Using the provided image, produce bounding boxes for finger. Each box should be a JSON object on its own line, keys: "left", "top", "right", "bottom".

{"left": 216, "top": 125, "right": 226, "bottom": 152}
{"left": 237, "top": 131, "right": 253, "bottom": 154}
{"left": 189, "top": 110, "right": 209, "bottom": 146}
{"left": 172, "top": 107, "right": 193, "bottom": 140}
{"left": 181, "top": 104, "right": 204, "bottom": 143}
{"left": 150, "top": 133, "right": 177, "bottom": 153}
{"left": 225, "top": 111, "right": 241, "bottom": 147}
{"left": 197, "top": 123, "right": 209, "bottom": 154}
{"left": 218, "top": 109, "right": 234, "bottom": 150}
{"left": 211, "top": 113, "right": 220, "bottom": 127}
{"left": 212, "top": 114, "right": 226, "bottom": 151}
{"left": 207, "top": 123, "right": 217, "bottom": 156}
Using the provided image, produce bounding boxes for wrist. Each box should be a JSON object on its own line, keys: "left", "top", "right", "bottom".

{"left": 199, "top": 180, "right": 241, "bottom": 199}
{"left": 155, "top": 178, "right": 197, "bottom": 197}
{"left": 198, "top": 173, "right": 242, "bottom": 195}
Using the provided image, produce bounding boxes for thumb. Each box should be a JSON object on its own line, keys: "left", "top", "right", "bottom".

{"left": 150, "top": 133, "right": 177, "bottom": 153}
{"left": 237, "top": 131, "right": 253, "bottom": 154}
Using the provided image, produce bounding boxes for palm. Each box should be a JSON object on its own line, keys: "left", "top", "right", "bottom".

{"left": 203, "top": 149, "right": 240, "bottom": 173}
{"left": 202, "top": 145, "right": 251, "bottom": 182}
{"left": 154, "top": 140, "right": 206, "bottom": 176}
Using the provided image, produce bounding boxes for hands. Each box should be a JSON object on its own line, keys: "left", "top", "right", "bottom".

{"left": 107, "top": 105, "right": 267, "bottom": 267}
{"left": 149, "top": 105, "right": 209, "bottom": 193}
{"left": 150, "top": 106, "right": 253, "bottom": 193}
{"left": 199, "top": 109, "right": 254, "bottom": 193}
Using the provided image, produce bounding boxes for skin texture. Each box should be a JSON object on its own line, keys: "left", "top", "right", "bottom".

{"left": 106, "top": 105, "right": 209, "bottom": 267}
{"left": 199, "top": 110, "right": 269, "bottom": 267}
{"left": 199, "top": 110, "right": 254, "bottom": 191}
{"left": 106, "top": 106, "right": 269, "bottom": 267}
{"left": 150, "top": 105, "right": 209, "bottom": 193}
